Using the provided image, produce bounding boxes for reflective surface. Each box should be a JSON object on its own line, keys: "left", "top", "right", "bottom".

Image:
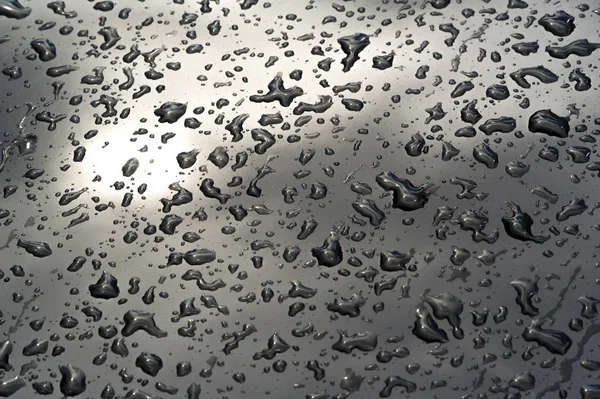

{"left": 1, "top": 0, "right": 600, "bottom": 397}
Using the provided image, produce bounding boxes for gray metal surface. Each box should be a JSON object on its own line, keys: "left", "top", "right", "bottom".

{"left": 0, "top": 0, "right": 599, "bottom": 397}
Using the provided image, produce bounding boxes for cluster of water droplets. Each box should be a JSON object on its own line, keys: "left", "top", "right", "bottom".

{"left": 0, "top": 0, "right": 600, "bottom": 397}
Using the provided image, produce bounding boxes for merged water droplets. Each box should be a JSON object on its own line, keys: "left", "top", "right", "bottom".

{"left": 0, "top": 0, "right": 31, "bottom": 20}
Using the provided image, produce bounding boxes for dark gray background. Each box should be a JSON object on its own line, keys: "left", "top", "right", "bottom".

{"left": 0, "top": 0, "right": 599, "bottom": 397}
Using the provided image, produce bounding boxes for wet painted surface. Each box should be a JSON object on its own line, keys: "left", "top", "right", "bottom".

{"left": 0, "top": 0, "right": 600, "bottom": 397}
